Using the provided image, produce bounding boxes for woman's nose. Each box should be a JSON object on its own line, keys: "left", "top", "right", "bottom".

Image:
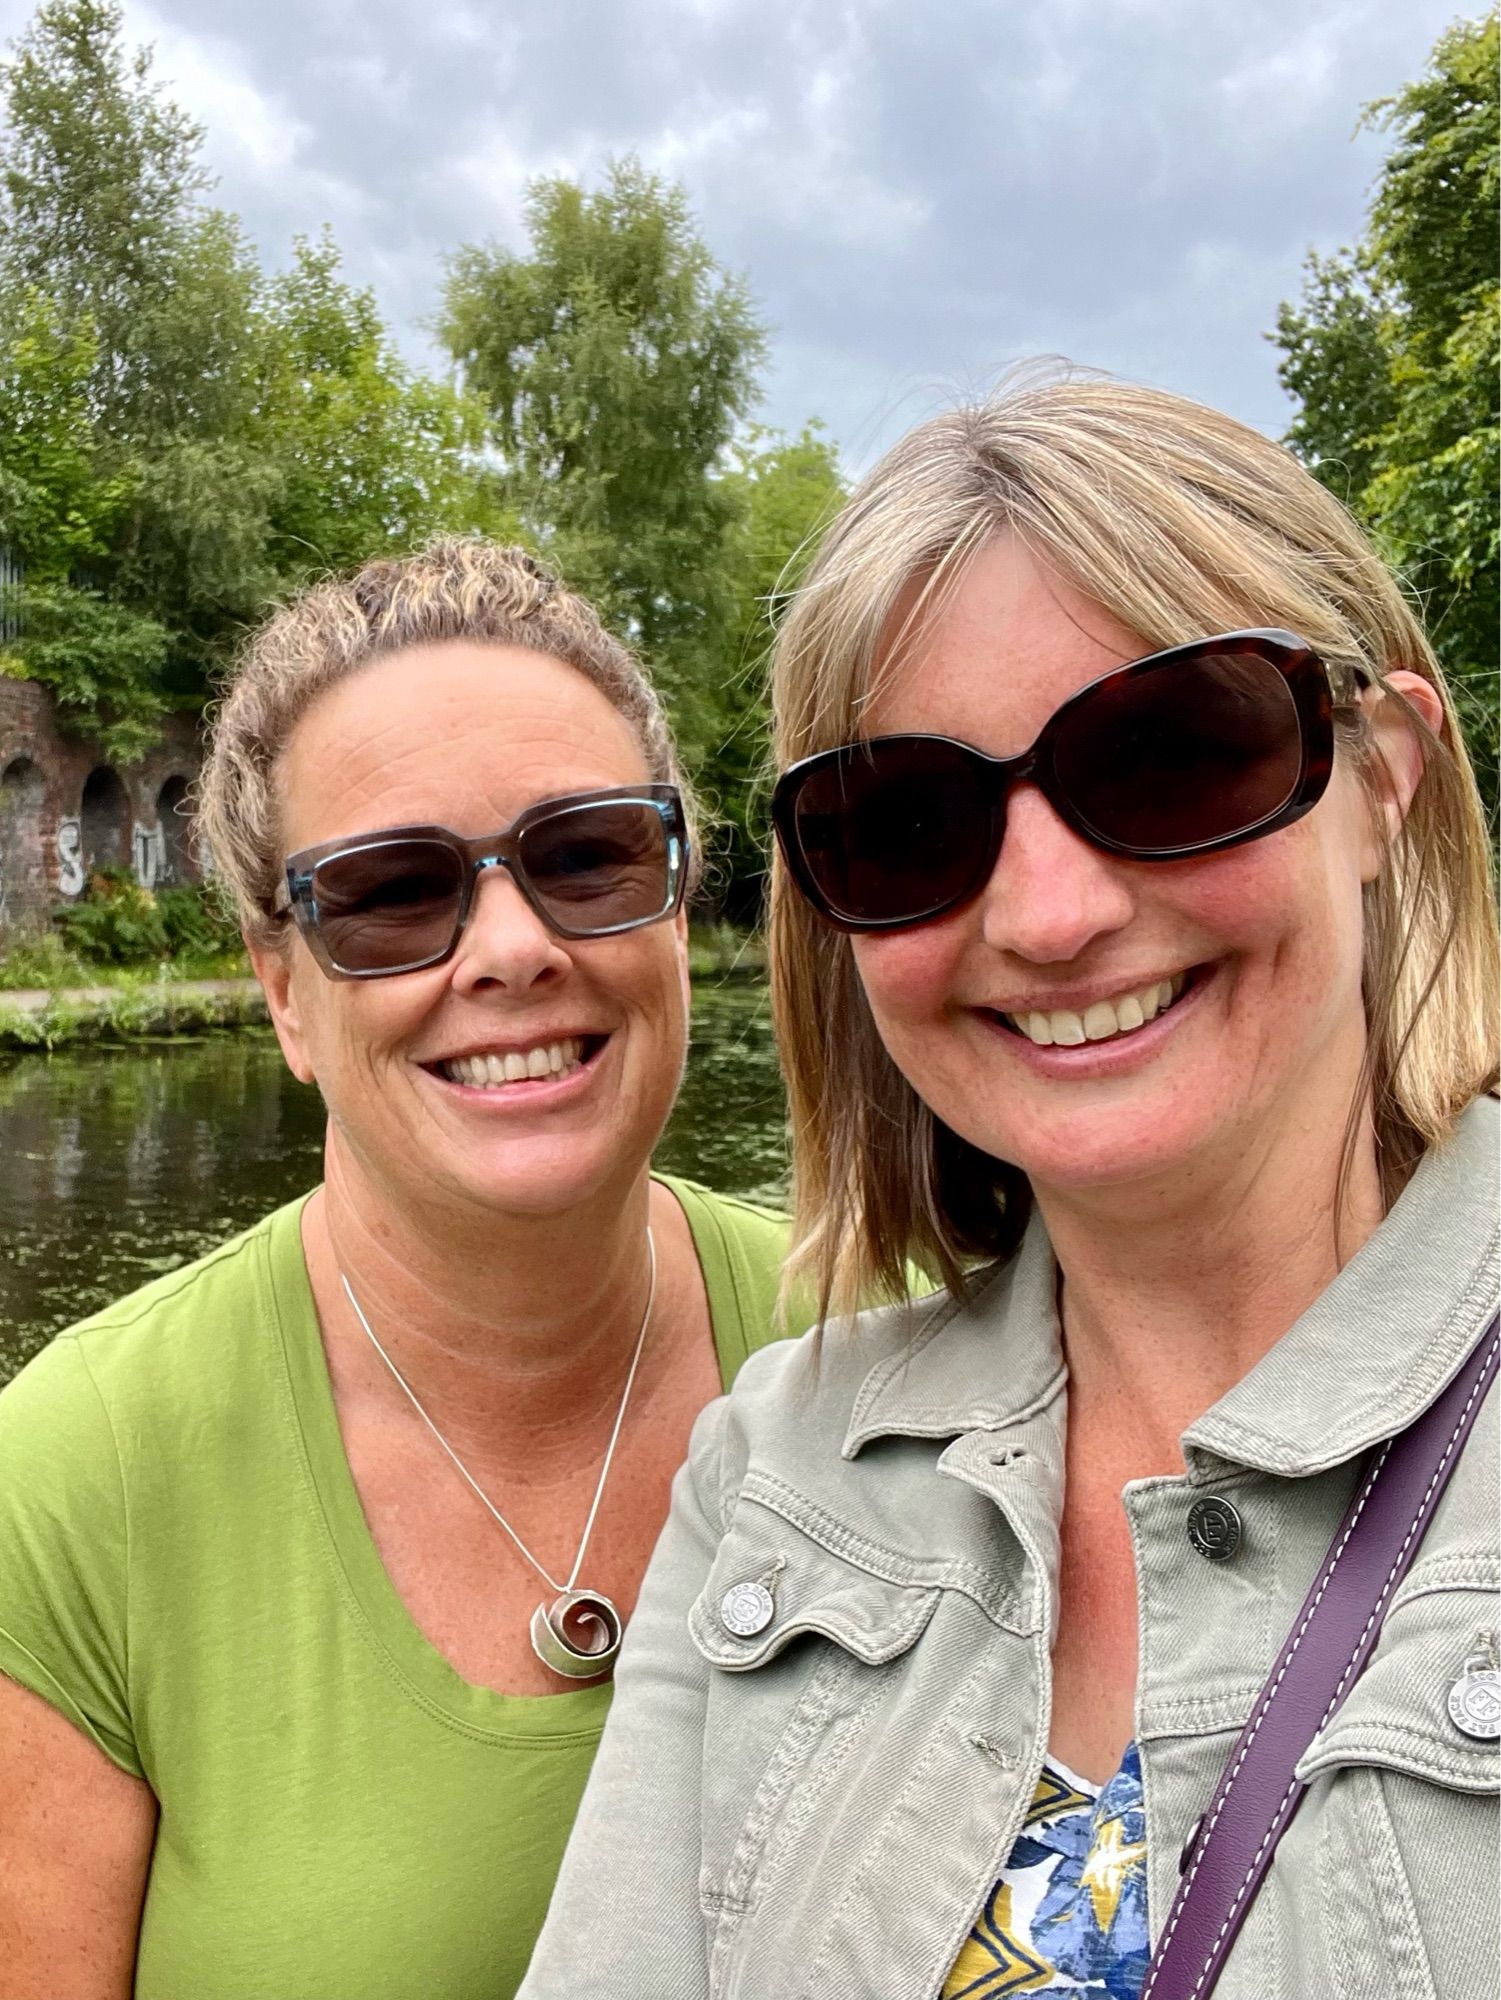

{"left": 447, "top": 862, "right": 571, "bottom": 993}
{"left": 976, "top": 784, "right": 1137, "bottom": 963}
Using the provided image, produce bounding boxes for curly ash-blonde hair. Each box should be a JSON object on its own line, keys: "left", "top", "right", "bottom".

{"left": 196, "top": 537, "right": 700, "bottom": 949}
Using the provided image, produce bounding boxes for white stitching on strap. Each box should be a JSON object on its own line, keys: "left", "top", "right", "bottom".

{"left": 1142, "top": 1330, "right": 1497, "bottom": 2000}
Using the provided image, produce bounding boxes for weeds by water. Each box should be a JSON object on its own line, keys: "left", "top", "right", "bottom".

{"left": 0, "top": 976, "right": 267, "bottom": 1050}
{"left": 0, "top": 922, "right": 762, "bottom": 1050}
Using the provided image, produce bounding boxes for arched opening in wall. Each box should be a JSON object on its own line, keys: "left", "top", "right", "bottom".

{"left": 0, "top": 757, "right": 46, "bottom": 926}
{"left": 80, "top": 766, "right": 130, "bottom": 877}
{"left": 156, "top": 776, "right": 195, "bottom": 883}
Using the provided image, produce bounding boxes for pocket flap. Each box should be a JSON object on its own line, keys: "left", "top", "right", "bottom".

{"left": 689, "top": 1489, "right": 941, "bottom": 1672}
{"left": 1296, "top": 1566, "right": 1500, "bottom": 1794}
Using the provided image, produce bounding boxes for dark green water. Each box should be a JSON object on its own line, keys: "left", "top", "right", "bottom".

{"left": 0, "top": 978, "right": 785, "bottom": 1385}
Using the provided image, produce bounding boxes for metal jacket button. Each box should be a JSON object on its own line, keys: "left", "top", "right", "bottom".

{"left": 1449, "top": 1648, "right": 1501, "bottom": 1739}
{"left": 719, "top": 1579, "right": 776, "bottom": 1637}
{"left": 1187, "top": 1494, "right": 1243, "bottom": 1562}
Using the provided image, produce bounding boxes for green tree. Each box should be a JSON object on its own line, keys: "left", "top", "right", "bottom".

{"left": 0, "top": 283, "right": 117, "bottom": 571}
{"left": 1274, "top": 11, "right": 1499, "bottom": 821}
{"left": 0, "top": 0, "right": 503, "bottom": 744}
{"left": 0, "top": 283, "right": 168, "bottom": 757}
{"left": 708, "top": 424, "right": 846, "bottom": 917}
{"left": 0, "top": 0, "right": 209, "bottom": 432}
{"left": 439, "top": 159, "right": 768, "bottom": 754}
{"left": 259, "top": 233, "right": 513, "bottom": 579}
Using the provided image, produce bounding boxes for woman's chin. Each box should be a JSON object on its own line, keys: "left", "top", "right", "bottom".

{"left": 961, "top": 1100, "right": 1232, "bottom": 1201}
{"left": 450, "top": 1148, "right": 632, "bottom": 1221}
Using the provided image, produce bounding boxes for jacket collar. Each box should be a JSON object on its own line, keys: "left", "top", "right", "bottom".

{"left": 1182, "top": 1094, "right": 1498, "bottom": 1478}
{"left": 843, "top": 1096, "right": 1498, "bottom": 1480}
{"left": 842, "top": 1218, "right": 1065, "bottom": 1460}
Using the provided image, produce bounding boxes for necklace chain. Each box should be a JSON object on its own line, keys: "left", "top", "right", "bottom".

{"left": 340, "top": 1229, "right": 657, "bottom": 1597}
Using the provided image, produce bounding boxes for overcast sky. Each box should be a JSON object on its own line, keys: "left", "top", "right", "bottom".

{"left": 0, "top": 0, "right": 1468, "bottom": 471}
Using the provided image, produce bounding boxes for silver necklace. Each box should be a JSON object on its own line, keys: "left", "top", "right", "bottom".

{"left": 340, "top": 1229, "right": 656, "bottom": 1681}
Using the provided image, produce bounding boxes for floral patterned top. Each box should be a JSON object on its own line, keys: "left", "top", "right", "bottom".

{"left": 943, "top": 1742, "right": 1150, "bottom": 1998}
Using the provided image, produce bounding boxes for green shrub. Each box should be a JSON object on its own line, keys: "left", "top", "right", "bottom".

{"left": 155, "top": 881, "right": 243, "bottom": 961}
{"left": 53, "top": 867, "right": 169, "bottom": 965}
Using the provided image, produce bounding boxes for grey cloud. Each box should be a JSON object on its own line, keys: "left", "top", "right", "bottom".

{"left": 0, "top": 0, "right": 1466, "bottom": 466}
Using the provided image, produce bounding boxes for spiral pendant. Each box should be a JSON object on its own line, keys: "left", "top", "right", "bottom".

{"left": 530, "top": 1590, "right": 624, "bottom": 1679}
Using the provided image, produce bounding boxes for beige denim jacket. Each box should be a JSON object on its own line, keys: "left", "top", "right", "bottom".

{"left": 523, "top": 1098, "right": 1499, "bottom": 2000}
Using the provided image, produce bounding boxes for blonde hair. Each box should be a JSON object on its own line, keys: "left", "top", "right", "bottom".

{"left": 770, "top": 375, "right": 1499, "bottom": 1315}
{"left": 198, "top": 536, "right": 699, "bottom": 948}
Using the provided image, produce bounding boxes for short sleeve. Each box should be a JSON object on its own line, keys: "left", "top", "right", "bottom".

{"left": 0, "top": 1334, "right": 141, "bottom": 1776}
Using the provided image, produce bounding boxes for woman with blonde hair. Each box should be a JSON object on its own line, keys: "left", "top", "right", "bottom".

{"left": 0, "top": 539, "right": 801, "bottom": 1998}
{"left": 523, "top": 377, "right": 1499, "bottom": 1999}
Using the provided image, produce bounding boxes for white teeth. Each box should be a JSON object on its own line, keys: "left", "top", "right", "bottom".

{"left": 1082, "top": 1002, "right": 1117, "bottom": 1042}
{"left": 1009, "top": 974, "right": 1188, "bottom": 1049}
{"left": 440, "top": 1038, "right": 584, "bottom": 1087}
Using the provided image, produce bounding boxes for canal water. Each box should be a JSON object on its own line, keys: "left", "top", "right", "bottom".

{"left": 0, "top": 977, "right": 786, "bottom": 1385}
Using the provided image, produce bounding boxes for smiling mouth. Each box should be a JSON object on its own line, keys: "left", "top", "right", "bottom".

{"left": 995, "top": 969, "right": 1195, "bottom": 1048}
{"left": 427, "top": 1034, "right": 607, "bottom": 1088}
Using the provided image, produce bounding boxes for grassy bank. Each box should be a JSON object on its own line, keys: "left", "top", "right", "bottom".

{"left": 0, "top": 975, "right": 269, "bottom": 1050}
{"left": 0, "top": 923, "right": 765, "bottom": 1051}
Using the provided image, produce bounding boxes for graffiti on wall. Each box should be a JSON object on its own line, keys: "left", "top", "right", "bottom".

{"left": 133, "top": 821, "right": 166, "bottom": 891}
{"left": 56, "top": 819, "right": 85, "bottom": 898}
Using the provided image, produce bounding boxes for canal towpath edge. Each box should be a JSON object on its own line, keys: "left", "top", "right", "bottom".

{"left": 0, "top": 977, "right": 269, "bottom": 1049}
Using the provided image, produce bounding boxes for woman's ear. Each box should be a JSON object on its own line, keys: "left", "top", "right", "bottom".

{"left": 250, "top": 935, "right": 317, "bottom": 1086}
{"left": 1357, "top": 670, "right": 1445, "bottom": 879}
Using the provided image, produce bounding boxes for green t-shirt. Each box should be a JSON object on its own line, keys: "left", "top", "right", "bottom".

{"left": 0, "top": 1177, "right": 797, "bottom": 1998}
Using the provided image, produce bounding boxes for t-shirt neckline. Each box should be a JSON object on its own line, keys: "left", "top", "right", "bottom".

{"left": 266, "top": 1181, "right": 734, "bottom": 1742}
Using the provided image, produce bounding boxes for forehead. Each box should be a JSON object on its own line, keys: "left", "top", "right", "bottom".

{"left": 278, "top": 641, "right": 652, "bottom": 851}
{"left": 866, "top": 536, "right": 1149, "bottom": 756}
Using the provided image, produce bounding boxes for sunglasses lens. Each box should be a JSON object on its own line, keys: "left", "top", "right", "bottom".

{"left": 1052, "top": 647, "right": 1304, "bottom": 852}
{"left": 781, "top": 739, "right": 993, "bottom": 927}
{"left": 311, "top": 840, "right": 466, "bottom": 972}
{"left": 519, "top": 801, "right": 676, "bottom": 933}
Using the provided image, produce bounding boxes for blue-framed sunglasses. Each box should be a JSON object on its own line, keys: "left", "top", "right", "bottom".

{"left": 278, "top": 785, "right": 688, "bottom": 979}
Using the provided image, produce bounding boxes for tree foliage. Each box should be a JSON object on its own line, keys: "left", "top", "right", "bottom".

{"left": 0, "top": 0, "right": 208, "bottom": 431}
{"left": 440, "top": 160, "right": 767, "bottom": 753}
{"left": 0, "top": 282, "right": 166, "bottom": 756}
{"left": 1274, "top": 11, "right": 1499, "bottom": 822}
{"left": 0, "top": 283, "right": 122, "bottom": 574}
{"left": 708, "top": 424, "right": 846, "bottom": 916}
{"left": 0, "top": 6, "right": 841, "bottom": 913}
{"left": 261, "top": 234, "right": 511, "bottom": 582}
{"left": 0, "top": 0, "right": 502, "bottom": 749}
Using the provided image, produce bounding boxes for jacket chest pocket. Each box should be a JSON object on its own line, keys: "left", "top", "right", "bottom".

{"left": 687, "top": 1484, "right": 943, "bottom": 1948}
{"left": 1290, "top": 1563, "right": 1499, "bottom": 2000}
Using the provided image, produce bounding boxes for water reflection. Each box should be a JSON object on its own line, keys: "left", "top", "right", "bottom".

{"left": 0, "top": 978, "right": 785, "bottom": 1384}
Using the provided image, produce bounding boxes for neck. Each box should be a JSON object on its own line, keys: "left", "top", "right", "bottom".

{"left": 1035, "top": 1098, "right": 1385, "bottom": 1473}
{"left": 302, "top": 1134, "right": 661, "bottom": 1474}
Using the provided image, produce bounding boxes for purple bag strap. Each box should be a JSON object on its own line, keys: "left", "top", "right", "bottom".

{"left": 1141, "top": 1309, "right": 1499, "bottom": 2000}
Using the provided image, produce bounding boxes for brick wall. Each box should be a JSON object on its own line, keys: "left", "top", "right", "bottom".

{"left": 0, "top": 677, "right": 203, "bottom": 935}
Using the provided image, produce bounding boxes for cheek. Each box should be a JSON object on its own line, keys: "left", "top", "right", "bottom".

{"left": 293, "top": 964, "right": 439, "bottom": 1086}
{"left": 1154, "top": 821, "right": 1370, "bottom": 1038}
{"left": 850, "top": 924, "right": 965, "bottom": 1031}
{"left": 589, "top": 932, "right": 689, "bottom": 1079}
